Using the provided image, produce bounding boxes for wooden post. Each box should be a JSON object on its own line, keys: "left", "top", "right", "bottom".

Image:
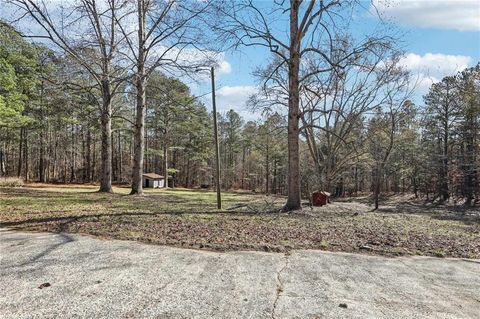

{"left": 211, "top": 66, "right": 222, "bottom": 209}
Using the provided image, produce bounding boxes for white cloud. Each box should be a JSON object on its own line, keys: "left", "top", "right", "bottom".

{"left": 217, "top": 85, "right": 257, "bottom": 98}
{"left": 198, "top": 85, "right": 260, "bottom": 120}
{"left": 218, "top": 60, "right": 232, "bottom": 75}
{"left": 372, "top": 0, "right": 480, "bottom": 31}
{"left": 400, "top": 53, "right": 472, "bottom": 77}
{"left": 216, "top": 85, "right": 257, "bottom": 111}
{"left": 399, "top": 52, "right": 473, "bottom": 93}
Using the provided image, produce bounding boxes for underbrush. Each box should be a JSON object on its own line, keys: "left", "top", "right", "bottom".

{"left": 0, "top": 177, "right": 24, "bottom": 188}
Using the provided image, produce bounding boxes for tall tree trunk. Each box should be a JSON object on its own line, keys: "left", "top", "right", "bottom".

{"left": 265, "top": 143, "right": 269, "bottom": 194}
{"left": 131, "top": 79, "right": 146, "bottom": 194}
{"left": 284, "top": 0, "right": 301, "bottom": 211}
{"left": 39, "top": 127, "right": 45, "bottom": 182}
{"left": 63, "top": 145, "right": 67, "bottom": 183}
{"left": 464, "top": 112, "right": 476, "bottom": 206}
{"left": 99, "top": 80, "right": 113, "bottom": 192}
{"left": 81, "top": 126, "right": 86, "bottom": 182}
{"left": 441, "top": 121, "right": 449, "bottom": 201}
{"left": 163, "top": 141, "right": 168, "bottom": 188}
{"left": 85, "top": 127, "right": 91, "bottom": 183}
{"left": 241, "top": 146, "right": 246, "bottom": 189}
{"left": 70, "top": 124, "right": 76, "bottom": 183}
{"left": 186, "top": 158, "right": 191, "bottom": 188}
{"left": 118, "top": 130, "right": 122, "bottom": 182}
{"left": 17, "top": 128, "right": 23, "bottom": 178}
{"left": 354, "top": 166, "right": 359, "bottom": 196}
{"left": 373, "top": 165, "right": 381, "bottom": 210}
{"left": 53, "top": 132, "right": 58, "bottom": 180}
{"left": 0, "top": 143, "right": 6, "bottom": 176}
{"left": 23, "top": 129, "right": 28, "bottom": 182}
{"left": 131, "top": 0, "right": 146, "bottom": 195}
{"left": 39, "top": 82, "right": 46, "bottom": 183}
{"left": 273, "top": 158, "right": 277, "bottom": 194}
{"left": 374, "top": 178, "right": 380, "bottom": 210}
{"left": 111, "top": 133, "right": 116, "bottom": 182}
{"left": 92, "top": 136, "right": 96, "bottom": 182}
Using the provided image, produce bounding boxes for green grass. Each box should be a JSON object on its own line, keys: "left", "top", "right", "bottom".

{"left": 1, "top": 185, "right": 479, "bottom": 258}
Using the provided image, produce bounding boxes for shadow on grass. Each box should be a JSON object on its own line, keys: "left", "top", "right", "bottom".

{"left": 0, "top": 208, "right": 283, "bottom": 229}
{"left": 376, "top": 201, "right": 480, "bottom": 224}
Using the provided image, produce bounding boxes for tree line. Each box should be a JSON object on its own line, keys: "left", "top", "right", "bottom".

{"left": 1, "top": 1, "right": 479, "bottom": 209}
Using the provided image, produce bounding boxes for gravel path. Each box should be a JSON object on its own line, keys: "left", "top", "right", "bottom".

{"left": 1, "top": 229, "right": 479, "bottom": 318}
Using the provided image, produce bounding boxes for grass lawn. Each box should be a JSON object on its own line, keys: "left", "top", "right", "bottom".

{"left": 1, "top": 184, "right": 479, "bottom": 258}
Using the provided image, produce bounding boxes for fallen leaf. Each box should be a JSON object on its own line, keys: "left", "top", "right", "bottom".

{"left": 38, "top": 283, "right": 51, "bottom": 289}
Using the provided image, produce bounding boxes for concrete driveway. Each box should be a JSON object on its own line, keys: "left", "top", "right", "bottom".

{"left": 1, "top": 229, "right": 479, "bottom": 319}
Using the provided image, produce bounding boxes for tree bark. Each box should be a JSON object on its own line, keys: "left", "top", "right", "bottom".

{"left": 53, "top": 131, "right": 58, "bottom": 180}
{"left": 81, "top": 126, "right": 86, "bottom": 183}
{"left": 99, "top": 79, "right": 113, "bottom": 192}
{"left": 17, "top": 128, "right": 23, "bottom": 178}
{"left": 70, "top": 124, "right": 76, "bottom": 183}
{"left": 23, "top": 129, "right": 28, "bottom": 182}
{"left": 273, "top": 158, "right": 277, "bottom": 194}
{"left": 85, "top": 126, "right": 92, "bottom": 183}
{"left": 163, "top": 141, "right": 168, "bottom": 188}
{"left": 130, "top": 0, "right": 146, "bottom": 195}
{"left": 118, "top": 130, "right": 122, "bottom": 182}
{"left": 441, "top": 119, "right": 449, "bottom": 201}
{"left": 284, "top": 0, "right": 301, "bottom": 211}
{"left": 439, "top": 84, "right": 451, "bottom": 201}
{"left": 0, "top": 143, "right": 6, "bottom": 176}
{"left": 92, "top": 136, "right": 96, "bottom": 181}
{"left": 374, "top": 167, "right": 380, "bottom": 210}
{"left": 265, "top": 143, "right": 269, "bottom": 194}
{"left": 39, "top": 128, "right": 45, "bottom": 182}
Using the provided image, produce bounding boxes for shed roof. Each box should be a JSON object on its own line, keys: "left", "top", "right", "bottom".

{"left": 313, "top": 191, "right": 331, "bottom": 196}
{"left": 142, "top": 173, "right": 164, "bottom": 179}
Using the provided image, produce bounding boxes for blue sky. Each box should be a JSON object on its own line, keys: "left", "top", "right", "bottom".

{"left": 197, "top": 0, "right": 480, "bottom": 120}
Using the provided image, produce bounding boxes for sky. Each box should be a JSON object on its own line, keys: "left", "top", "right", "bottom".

{"left": 1, "top": 0, "right": 479, "bottom": 120}
{"left": 195, "top": 0, "right": 480, "bottom": 120}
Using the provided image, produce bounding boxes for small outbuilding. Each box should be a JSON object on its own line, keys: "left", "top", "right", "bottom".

{"left": 312, "top": 191, "right": 331, "bottom": 206}
{"left": 142, "top": 173, "right": 165, "bottom": 188}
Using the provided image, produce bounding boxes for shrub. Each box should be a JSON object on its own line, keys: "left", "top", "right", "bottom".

{"left": 0, "top": 177, "right": 24, "bottom": 187}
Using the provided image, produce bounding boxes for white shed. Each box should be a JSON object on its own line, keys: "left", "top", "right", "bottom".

{"left": 142, "top": 173, "right": 165, "bottom": 188}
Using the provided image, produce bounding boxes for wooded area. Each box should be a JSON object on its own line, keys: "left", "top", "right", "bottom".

{"left": 1, "top": 0, "right": 479, "bottom": 210}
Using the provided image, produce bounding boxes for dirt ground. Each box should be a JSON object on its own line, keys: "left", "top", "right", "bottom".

{"left": 1, "top": 185, "right": 479, "bottom": 258}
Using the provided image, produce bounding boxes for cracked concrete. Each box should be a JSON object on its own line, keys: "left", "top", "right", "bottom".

{"left": 271, "top": 253, "right": 290, "bottom": 319}
{"left": 1, "top": 229, "right": 479, "bottom": 319}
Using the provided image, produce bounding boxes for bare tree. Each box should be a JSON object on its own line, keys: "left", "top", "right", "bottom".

{"left": 299, "top": 44, "right": 406, "bottom": 192}
{"left": 368, "top": 90, "right": 414, "bottom": 210}
{"left": 9, "top": 0, "right": 130, "bottom": 192}
{"left": 216, "top": 0, "right": 392, "bottom": 210}
{"left": 115, "top": 0, "right": 212, "bottom": 195}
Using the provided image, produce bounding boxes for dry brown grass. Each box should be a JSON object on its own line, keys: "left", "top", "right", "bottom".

{"left": 0, "top": 177, "right": 24, "bottom": 188}
{"left": 1, "top": 185, "right": 479, "bottom": 258}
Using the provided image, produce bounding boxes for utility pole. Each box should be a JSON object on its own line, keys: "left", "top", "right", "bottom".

{"left": 210, "top": 67, "right": 222, "bottom": 209}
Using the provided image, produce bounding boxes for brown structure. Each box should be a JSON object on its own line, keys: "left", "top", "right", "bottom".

{"left": 312, "top": 191, "right": 331, "bottom": 206}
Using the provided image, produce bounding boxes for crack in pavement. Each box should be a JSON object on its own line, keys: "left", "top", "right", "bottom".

{"left": 271, "top": 252, "right": 290, "bottom": 319}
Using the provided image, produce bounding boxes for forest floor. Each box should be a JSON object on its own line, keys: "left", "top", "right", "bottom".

{"left": 0, "top": 184, "right": 479, "bottom": 258}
